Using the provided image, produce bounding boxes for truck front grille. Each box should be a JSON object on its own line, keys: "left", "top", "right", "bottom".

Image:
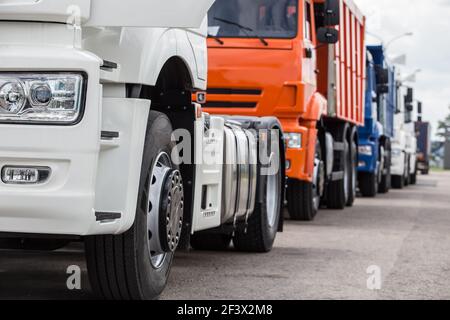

{"left": 204, "top": 101, "right": 257, "bottom": 108}
{"left": 205, "top": 88, "right": 262, "bottom": 109}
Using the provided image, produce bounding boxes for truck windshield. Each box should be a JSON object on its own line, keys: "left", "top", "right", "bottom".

{"left": 208, "top": 0, "right": 298, "bottom": 39}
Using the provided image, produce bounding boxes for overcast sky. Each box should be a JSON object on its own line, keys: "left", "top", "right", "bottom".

{"left": 353, "top": 0, "right": 450, "bottom": 139}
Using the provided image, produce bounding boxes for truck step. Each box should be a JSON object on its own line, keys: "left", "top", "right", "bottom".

{"left": 95, "top": 212, "right": 122, "bottom": 222}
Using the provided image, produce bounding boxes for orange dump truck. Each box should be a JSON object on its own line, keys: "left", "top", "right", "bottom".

{"left": 201, "top": 0, "right": 366, "bottom": 220}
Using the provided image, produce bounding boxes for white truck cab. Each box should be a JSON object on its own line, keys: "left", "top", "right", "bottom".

{"left": 391, "top": 83, "right": 417, "bottom": 188}
{"left": 0, "top": 0, "right": 285, "bottom": 299}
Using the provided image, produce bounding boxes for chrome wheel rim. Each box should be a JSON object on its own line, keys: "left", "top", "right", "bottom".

{"left": 146, "top": 152, "right": 184, "bottom": 269}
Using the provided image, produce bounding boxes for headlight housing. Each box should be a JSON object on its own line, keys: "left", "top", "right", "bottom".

{"left": 358, "top": 145, "right": 373, "bottom": 156}
{"left": 285, "top": 133, "right": 302, "bottom": 149}
{"left": 0, "top": 73, "right": 85, "bottom": 124}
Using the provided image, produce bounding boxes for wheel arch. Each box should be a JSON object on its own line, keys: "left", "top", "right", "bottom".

{"left": 130, "top": 56, "right": 198, "bottom": 250}
{"left": 304, "top": 93, "right": 327, "bottom": 121}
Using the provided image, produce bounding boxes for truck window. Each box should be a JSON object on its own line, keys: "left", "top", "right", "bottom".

{"left": 304, "top": 1, "right": 312, "bottom": 41}
{"left": 208, "top": 0, "right": 298, "bottom": 39}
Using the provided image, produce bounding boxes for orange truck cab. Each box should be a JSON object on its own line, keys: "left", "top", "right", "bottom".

{"left": 202, "top": 0, "right": 366, "bottom": 221}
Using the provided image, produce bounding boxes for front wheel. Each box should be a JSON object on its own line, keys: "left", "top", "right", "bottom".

{"left": 85, "top": 111, "right": 183, "bottom": 300}
{"left": 378, "top": 146, "right": 391, "bottom": 194}
{"left": 327, "top": 140, "right": 349, "bottom": 210}
{"left": 287, "top": 139, "right": 324, "bottom": 221}
{"left": 391, "top": 175, "right": 404, "bottom": 189}
{"left": 410, "top": 168, "right": 417, "bottom": 185}
{"left": 359, "top": 172, "right": 378, "bottom": 197}
{"left": 404, "top": 156, "right": 411, "bottom": 186}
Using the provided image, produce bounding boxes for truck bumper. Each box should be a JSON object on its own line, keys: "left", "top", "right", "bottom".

{"left": 357, "top": 140, "right": 377, "bottom": 173}
{"left": 282, "top": 119, "right": 316, "bottom": 183}
{"left": 391, "top": 149, "right": 405, "bottom": 176}
{"left": 0, "top": 43, "right": 149, "bottom": 236}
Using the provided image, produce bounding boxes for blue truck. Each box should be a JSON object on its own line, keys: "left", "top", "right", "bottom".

{"left": 357, "top": 45, "right": 395, "bottom": 197}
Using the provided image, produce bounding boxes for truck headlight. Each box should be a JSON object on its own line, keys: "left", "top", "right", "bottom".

{"left": 0, "top": 73, "right": 85, "bottom": 124}
{"left": 358, "top": 145, "right": 373, "bottom": 156}
{"left": 285, "top": 133, "right": 302, "bottom": 149}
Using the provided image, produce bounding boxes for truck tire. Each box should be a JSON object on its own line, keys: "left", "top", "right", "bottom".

{"left": 379, "top": 170, "right": 391, "bottom": 193}
{"left": 233, "top": 134, "right": 283, "bottom": 253}
{"left": 391, "top": 175, "right": 404, "bottom": 189}
{"left": 359, "top": 172, "right": 378, "bottom": 197}
{"left": 327, "top": 140, "right": 349, "bottom": 210}
{"left": 85, "top": 111, "right": 182, "bottom": 300}
{"left": 404, "top": 159, "right": 410, "bottom": 186}
{"left": 287, "top": 139, "right": 323, "bottom": 221}
{"left": 346, "top": 140, "right": 357, "bottom": 207}
{"left": 410, "top": 168, "right": 417, "bottom": 185}
{"left": 378, "top": 146, "right": 390, "bottom": 194}
{"left": 190, "top": 233, "right": 232, "bottom": 251}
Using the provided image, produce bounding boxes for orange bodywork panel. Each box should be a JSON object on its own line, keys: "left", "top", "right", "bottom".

{"left": 202, "top": 0, "right": 365, "bottom": 182}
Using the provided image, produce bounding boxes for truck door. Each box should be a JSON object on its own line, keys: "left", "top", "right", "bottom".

{"left": 302, "top": 0, "right": 317, "bottom": 98}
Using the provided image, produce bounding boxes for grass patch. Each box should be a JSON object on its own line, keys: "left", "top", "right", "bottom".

{"left": 431, "top": 167, "right": 448, "bottom": 172}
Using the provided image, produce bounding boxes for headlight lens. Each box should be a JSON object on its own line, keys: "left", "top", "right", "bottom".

{"left": 0, "top": 73, "right": 84, "bottom": 124}
{"left": 358, "top": 145, "right": 373, "bottom": 156}
{"left": 0, "top": 81, "right": 26, "bottom": 113}
{"left": 285, "top": 133, "right": 302, "bottom": 149}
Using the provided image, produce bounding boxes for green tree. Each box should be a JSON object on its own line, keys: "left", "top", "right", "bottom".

{"left": 437, "top": 106, "right": 450, "bottom": 140}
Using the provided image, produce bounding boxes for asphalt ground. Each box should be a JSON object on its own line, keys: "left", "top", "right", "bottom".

{"left": 1, "top": 172, "right": 449, "bottom": 300}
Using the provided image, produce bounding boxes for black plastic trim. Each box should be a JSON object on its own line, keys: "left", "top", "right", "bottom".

{"left": 204, "top": 101, "right": 257, "bottom": 108}
{"left": 101, "top": 60, "right": 118, "bottom": 71}
{"left": 101, "top": 131, "right": 120, "bottom": 140}
{"left": 0, "top": 20, "right": 67, "bottom": 25}
{"left": 95, "top": 212, "right": 122, "bottom": 222}
{"left": 207, "top": 88, "right": 262, "bottom": 95}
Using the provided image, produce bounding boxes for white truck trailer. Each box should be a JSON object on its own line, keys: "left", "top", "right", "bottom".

{"left": 0, "top": 0, "right": 285, "bottom": 299}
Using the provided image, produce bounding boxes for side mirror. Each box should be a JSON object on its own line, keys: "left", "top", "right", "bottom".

{"left": 375, "top": 66, "right": 389, "bottom": 85}
{"left": 417, "top": 101, "right": 422, "bottom": 114}
{"left": 324, "top": 0, "right": 340, "bottom": 26}
{"left": 317, "top": 27, "right": 339, "bottom": 44}
{"left": 377, "top": 85, "right": 389, "bottom": 94}
{"left": 405, "top": 87, "right": 414, "bottom": 103}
